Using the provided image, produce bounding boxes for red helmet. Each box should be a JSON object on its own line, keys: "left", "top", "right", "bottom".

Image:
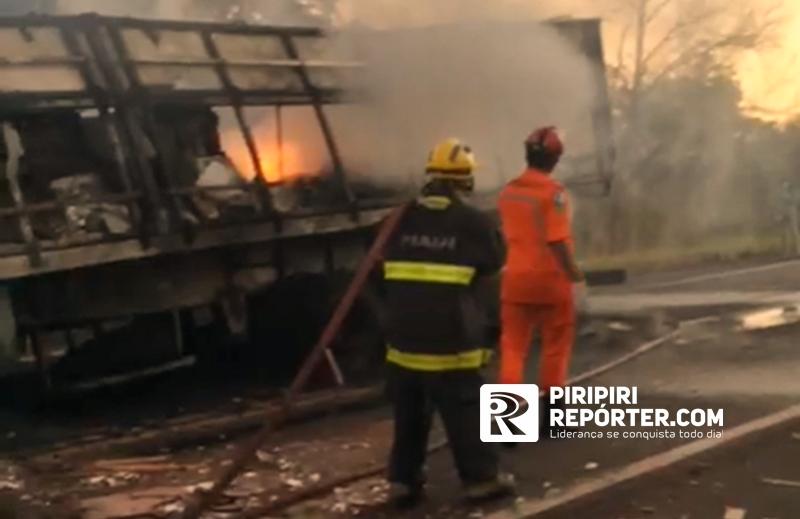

{"left": 525, "top": 126, "right": 564, "bottom": 158}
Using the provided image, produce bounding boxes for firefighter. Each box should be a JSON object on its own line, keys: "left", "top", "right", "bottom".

{"left": 380, "top": 138, "right": 515, "bottom": 507}
{"left": 497, "top": 127, "right": 585, "bottom": 432}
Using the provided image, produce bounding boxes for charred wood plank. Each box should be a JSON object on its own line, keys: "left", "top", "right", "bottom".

{"left": 1, "top": 122, "right": 42, "bottom": 267}
{"left": 28, "top": 385, "right": 383, "bottom": 463}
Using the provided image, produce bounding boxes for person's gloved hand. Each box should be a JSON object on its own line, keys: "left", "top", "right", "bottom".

{"left": 573, "top": 281, "right": 589, "bottom": 315}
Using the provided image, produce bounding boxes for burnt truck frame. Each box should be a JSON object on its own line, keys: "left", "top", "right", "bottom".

{"left": 0, "top": 14, "right": 613, "bottom": 391}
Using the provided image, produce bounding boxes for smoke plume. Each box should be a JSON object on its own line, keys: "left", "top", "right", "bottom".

{"left": 327, "top": 19, "right": 598, "bottom": 192}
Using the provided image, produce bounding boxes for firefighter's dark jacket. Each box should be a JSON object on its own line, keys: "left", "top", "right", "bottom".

{"left": 379, "top": 190, "right": 503, "bottom": 372}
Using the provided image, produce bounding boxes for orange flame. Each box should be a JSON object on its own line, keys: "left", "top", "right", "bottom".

{"left": 220, "top": 128, "right": 309, "bottom": 184}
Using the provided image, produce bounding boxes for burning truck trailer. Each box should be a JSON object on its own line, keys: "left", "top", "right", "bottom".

{"left": 0, "top": 14, "right": 616, "bottom": 397}
{"left": 0, "top": 13, "right": 401, "bottom": 394}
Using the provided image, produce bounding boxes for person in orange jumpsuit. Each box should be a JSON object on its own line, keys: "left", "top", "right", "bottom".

{"left": 497, "top": 126, "right": 585, "bottom": 433}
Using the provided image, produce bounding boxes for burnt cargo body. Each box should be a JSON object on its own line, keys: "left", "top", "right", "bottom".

{"left": 0, "top": 14, "right": 398, "bottom": 389}
{"left": 0, "top": 15, "right": 614, "bottom": 390}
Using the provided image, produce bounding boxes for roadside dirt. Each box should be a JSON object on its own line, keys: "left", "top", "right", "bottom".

{"left": 0, "top": 315, "right": 656, "bottom": 519}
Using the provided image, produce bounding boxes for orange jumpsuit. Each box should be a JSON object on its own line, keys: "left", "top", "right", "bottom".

{"left": 497, "top": 168, "right": 575, "bottom": 391}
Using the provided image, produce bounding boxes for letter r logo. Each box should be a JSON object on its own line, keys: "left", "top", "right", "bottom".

{"left": 480, "top": 384, "right": 540, "bottom": 442}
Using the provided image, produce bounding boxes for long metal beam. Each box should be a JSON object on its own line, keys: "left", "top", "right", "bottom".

{"left": 0, "top": 14, "right": 325, "bottom": 38}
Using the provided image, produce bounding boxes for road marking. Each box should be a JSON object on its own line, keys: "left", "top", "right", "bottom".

{"left": 644, "top": 259, "right": 800, "bottom": 289}
{"left": 487, "top": 403, "right": 800, "bottom": 519}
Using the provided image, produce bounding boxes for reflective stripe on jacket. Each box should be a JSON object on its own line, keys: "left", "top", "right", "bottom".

{"left": 384, "top": 261, "right": 476, "bottom": 285}
{"left": 386, "top": 346, "right": 493, "bottom": 371}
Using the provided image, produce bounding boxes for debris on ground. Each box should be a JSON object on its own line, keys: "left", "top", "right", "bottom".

{"left": 185, "top": 481, "right": 214, "bottom": 493}
{"left": 0, "top": 478, "right": 23, "bottom": 491}
{"left": 544, "top": 487, "right": 562, "bottom": 498}
{"left": 738, "top": 305, "right": 800, "bottom": 331}
{"left": 761, "top": 477, "right": 800, "bottom": 489}
{"left": 283, "top": 477, "right": 305, "bottom": 490}
{"left": 584, "top": 461, "right": 599, "bottom": 471}
{"left": 257, "top": 450, "right": 276, "bottom": 464}
{"left": 93, "top": 455, "right": 186, "bottom": 473}
{"left": 607, "top": 321, "right": 634, "bottom": 332}
{"left": 0, "top": 463, "right": 25, "bottom": 492}
{"left": 80, "top": 486, "right": 185, "bottom": 519}
{"left": 723, "top": 506, "right": 747, "bottom": 519}
{"left": 277, "top": 458, "right": 295, "bottom": 471}
{"left": 82, "top": 472, "right": 140, "bottom": 488}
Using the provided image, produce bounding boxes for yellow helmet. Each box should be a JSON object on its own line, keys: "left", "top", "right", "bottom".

{"left": 425, "top": 138, "right": 476, "bottom": 182}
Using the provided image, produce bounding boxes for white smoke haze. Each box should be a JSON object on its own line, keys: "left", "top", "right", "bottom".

{"left": 328, "top": 19, "right": 598, "bottom": 192}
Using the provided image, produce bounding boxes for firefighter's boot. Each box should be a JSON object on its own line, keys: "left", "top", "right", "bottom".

{"left": 464, "top": 472, "right": 517, "bottom": 502}
{"left": 388, "top": 473, "right": 426, "bottom": 509}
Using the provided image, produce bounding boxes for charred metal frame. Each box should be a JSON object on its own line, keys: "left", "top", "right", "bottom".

{"left": 0, "top": 14, "right": 364, "bottom": 270}
{"left": 199, "top": 29, "right": 277, "bottom": 222}
{"left": 277, "top": 32, "right": 357, "bottom": 216}
{"left": 551, "top": 19, "right": 615, "bottom": 193}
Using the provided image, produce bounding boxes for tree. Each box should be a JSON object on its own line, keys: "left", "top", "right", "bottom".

{"left": 585, "top": 0, "right": 784, "bottom": 255}
{"left": 609, "top": 0, "right": 780, "bottom": 131}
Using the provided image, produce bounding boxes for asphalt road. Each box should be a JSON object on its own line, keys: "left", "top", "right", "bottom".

{"left": 347, "top": 259, "right": 800, "bottom": 519}
{"left": 540, "top": 418, "right": 800, "bottom": 519}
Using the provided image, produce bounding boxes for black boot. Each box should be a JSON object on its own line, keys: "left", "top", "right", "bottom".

{"left": 388, "top": 473, "right": 427, "bottom": 509}
{"left": 388, "top": 482, "right": 425, "bottom": 509}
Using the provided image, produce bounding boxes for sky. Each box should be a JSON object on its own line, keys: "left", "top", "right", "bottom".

{"left": 735, "top": 0, "right": 800, "bottom": 123}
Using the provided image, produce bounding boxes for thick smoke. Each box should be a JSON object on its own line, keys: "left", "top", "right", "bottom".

{"left": 327, "top": 20, "right": 598, "bottom": 193}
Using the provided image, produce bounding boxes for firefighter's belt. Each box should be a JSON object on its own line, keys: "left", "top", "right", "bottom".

{"left": 386, "top": 347, "right": 493, "bottom": 371}
{"left": 384, "top": 261, "right": 475, "bottom": 285}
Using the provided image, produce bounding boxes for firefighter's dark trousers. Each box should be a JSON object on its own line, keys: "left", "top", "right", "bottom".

{"left": 387, "top": 365, "right": 499, "bottom": 486}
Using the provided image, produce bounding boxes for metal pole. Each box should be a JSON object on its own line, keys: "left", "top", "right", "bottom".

{"left": 172, "top": 310, "right": 184, "bottom": 358}
{"left": 2, "top": 123, "right": 42, "bottom": 267}
{"left": 276, "top": 105, "right": 285, "bottom": 182}
{"left": 30, "top": 331, "right": 52, "bottom": 392}
{"left": 278, "top": 34, "right": 357, "bottom": 211}
{"left": 200, "top": 31, "right": 278, "bottom": 219}
{"left": 324, "top": 348, "right": 346, "bottom": 388}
